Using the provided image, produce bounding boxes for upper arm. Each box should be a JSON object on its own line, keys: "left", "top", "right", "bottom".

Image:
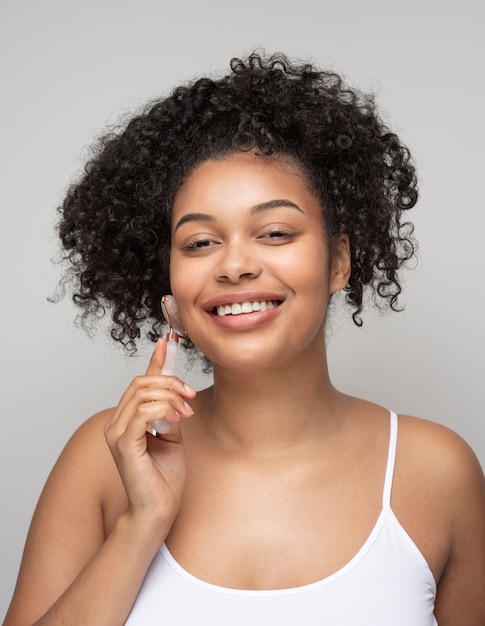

{"left": 4, "top": 409, "right": 123, "bottom": 625}
{"left": 433, "top": 431, "right": 485, "bottom": 624}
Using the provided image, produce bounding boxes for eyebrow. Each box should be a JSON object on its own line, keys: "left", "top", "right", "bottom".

{"left": 173, "top": 199, "right": 303, "bottom": 232}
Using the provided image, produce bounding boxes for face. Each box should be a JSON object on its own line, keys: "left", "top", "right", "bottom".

{"left": 169, "top": 151, "right": 350, "bottom": 371}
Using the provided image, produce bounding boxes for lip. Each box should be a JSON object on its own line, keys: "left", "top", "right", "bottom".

{"left": 207, "top": 302, "right": 283, "bottom": 330}
{"left": 202, "top": 291, "right": 286, "bottom": 312}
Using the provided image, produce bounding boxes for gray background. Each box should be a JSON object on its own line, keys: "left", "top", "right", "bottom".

{"left": 1, "top": 0, "right": 484, "bottom": 618}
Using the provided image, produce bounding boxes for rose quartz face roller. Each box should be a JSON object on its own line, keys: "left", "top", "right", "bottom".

{"left": 150, "top": 295, "right": 188, "bottom": 435}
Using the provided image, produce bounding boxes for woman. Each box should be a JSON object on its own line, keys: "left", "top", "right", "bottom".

{"left": 4, "top": 52, "right": 485, "bottom": 625}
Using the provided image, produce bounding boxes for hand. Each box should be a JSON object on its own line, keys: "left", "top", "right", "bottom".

{"left": 104, "top": 339, "right": 196, "bottom": 531}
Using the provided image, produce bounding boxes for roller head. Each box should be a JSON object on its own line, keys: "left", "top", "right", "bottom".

{"left": 161, "top": 295, "right": 187, "bottom": 339}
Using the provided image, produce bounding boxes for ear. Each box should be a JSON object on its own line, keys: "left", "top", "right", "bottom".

{"left": 329, "top": 233, "right": 351, "bottom": 294}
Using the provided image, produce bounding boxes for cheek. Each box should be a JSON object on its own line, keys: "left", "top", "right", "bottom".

{"left": 168, "top": 254, "right": 208, "bottom": 336}
{"left": 169, "top": 250, "right": 197, "bottom": 293}
{"left": 274, "top": 241, "right": 330, "bottom": 290}
{"left": 168, "top": 256, "right": 189, "bottom": 317}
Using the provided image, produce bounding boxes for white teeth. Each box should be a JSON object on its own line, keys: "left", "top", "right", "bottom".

{"left": 216, "top": 300, "right": 279, "bottom": 317}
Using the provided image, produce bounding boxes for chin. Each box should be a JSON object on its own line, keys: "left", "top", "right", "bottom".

{"left": 209, "top": 345, "right": 300, "bottom": 373}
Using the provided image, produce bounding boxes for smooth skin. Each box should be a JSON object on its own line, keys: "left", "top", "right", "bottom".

{"left": 4, "top": 152, "right": 485, "bottom": 625}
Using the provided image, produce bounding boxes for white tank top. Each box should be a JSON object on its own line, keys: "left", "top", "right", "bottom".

{"left": 126, "top": 412, "right": 437, "bottom": 625}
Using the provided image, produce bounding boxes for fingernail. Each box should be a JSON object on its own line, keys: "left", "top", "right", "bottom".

{"left": 183, "top": 401, "right": 194, "bottom": 415}
{"left": 184, "top": 383, "right": 196, "bottom": 394}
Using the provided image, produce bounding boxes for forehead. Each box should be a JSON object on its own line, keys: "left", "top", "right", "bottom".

{"left": 172, "top": 152, "right": 319, "bottom": 218}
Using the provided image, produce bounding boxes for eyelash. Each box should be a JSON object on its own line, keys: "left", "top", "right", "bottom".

{"left": 182, "top": 238, "right": 216, "bottom": 251}
{"left": 264, "top": 229, "right": 294, "bottom": 239}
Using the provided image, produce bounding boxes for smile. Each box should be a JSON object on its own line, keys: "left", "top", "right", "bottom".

{"left": 215, "top": 300, "right": 281, "bottom": 317}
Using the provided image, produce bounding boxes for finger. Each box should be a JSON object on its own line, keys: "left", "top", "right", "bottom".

{"left": 132, "top": 401, "right": 183, "bottom": 432}
{"left": 111, "top": 390, "right": 193, "bottom": 435}
{"left": 105, "top": 398, "right": 182, "bottom": 454}
{"left": 143, "top": 340, "right": 196, "bottom": 396}
{"left": 145, "top": 338, "right": 168, "bottom": 376}
{"left": 113, "top": 372, "right": 196, "bottom": 424}
{"left": 115, "top": 380, "right": 194, "bottom": 422}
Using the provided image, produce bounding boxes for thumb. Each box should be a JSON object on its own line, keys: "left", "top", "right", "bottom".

{"left": 145, "top": 338, "right": 168, "bottom": 376}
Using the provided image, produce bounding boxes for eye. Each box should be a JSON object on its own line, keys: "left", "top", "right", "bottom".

{"left": 258, "top": 227, "right": 298, "bottom": 243}
{"left": 186, "top": 239, "right": 211, "bottom": 249}
{"left": 182, "top": 236, "right": 219, "bottom": 252}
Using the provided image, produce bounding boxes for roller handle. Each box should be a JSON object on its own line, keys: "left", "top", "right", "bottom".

{"left": 150, "top": 340, "right": 178, "bottom": 435}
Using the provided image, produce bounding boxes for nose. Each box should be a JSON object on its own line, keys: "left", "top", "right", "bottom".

{"left": 216, "top": 238, "right": 262, "bottom": 283}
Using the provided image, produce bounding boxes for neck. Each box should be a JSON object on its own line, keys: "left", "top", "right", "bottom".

{"left": 196, "top": 344, "right": 349, "bottom": 455}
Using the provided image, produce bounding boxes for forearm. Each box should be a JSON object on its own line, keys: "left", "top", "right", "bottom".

{"left": 31, "top": 512, "right": 169, "bottom": 626}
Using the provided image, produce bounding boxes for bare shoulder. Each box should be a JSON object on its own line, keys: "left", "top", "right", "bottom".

{"left": 58, "top": 407, "right": 117, "bottom": 469}
{"left": 28, "top": 406, "right": 124, "bottom": 547}
{"left": 395, "top": 415, "right": 485, "bottom": 623}
{"left": 48, "top": 407, "right": 128, "bottom": 531}
{"left": 4, "top": 408, "right": 125, "bottom": 625}
{"left": 395, "top": 414, "right": 485, "bottom": 523}
{"left": 396, "top": 414, "right": 484, "bottom": 487}
{"left": 44, "top": 408, "right": 121, "bottom": 505}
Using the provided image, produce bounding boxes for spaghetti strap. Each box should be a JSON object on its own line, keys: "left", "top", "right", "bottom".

{"left": 382, "top": 412, "right": 398, "bottom": 508}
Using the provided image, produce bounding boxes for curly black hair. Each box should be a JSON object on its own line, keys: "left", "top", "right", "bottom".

{"left": 57, "top": 51, "right": 417, "bottom": 353}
